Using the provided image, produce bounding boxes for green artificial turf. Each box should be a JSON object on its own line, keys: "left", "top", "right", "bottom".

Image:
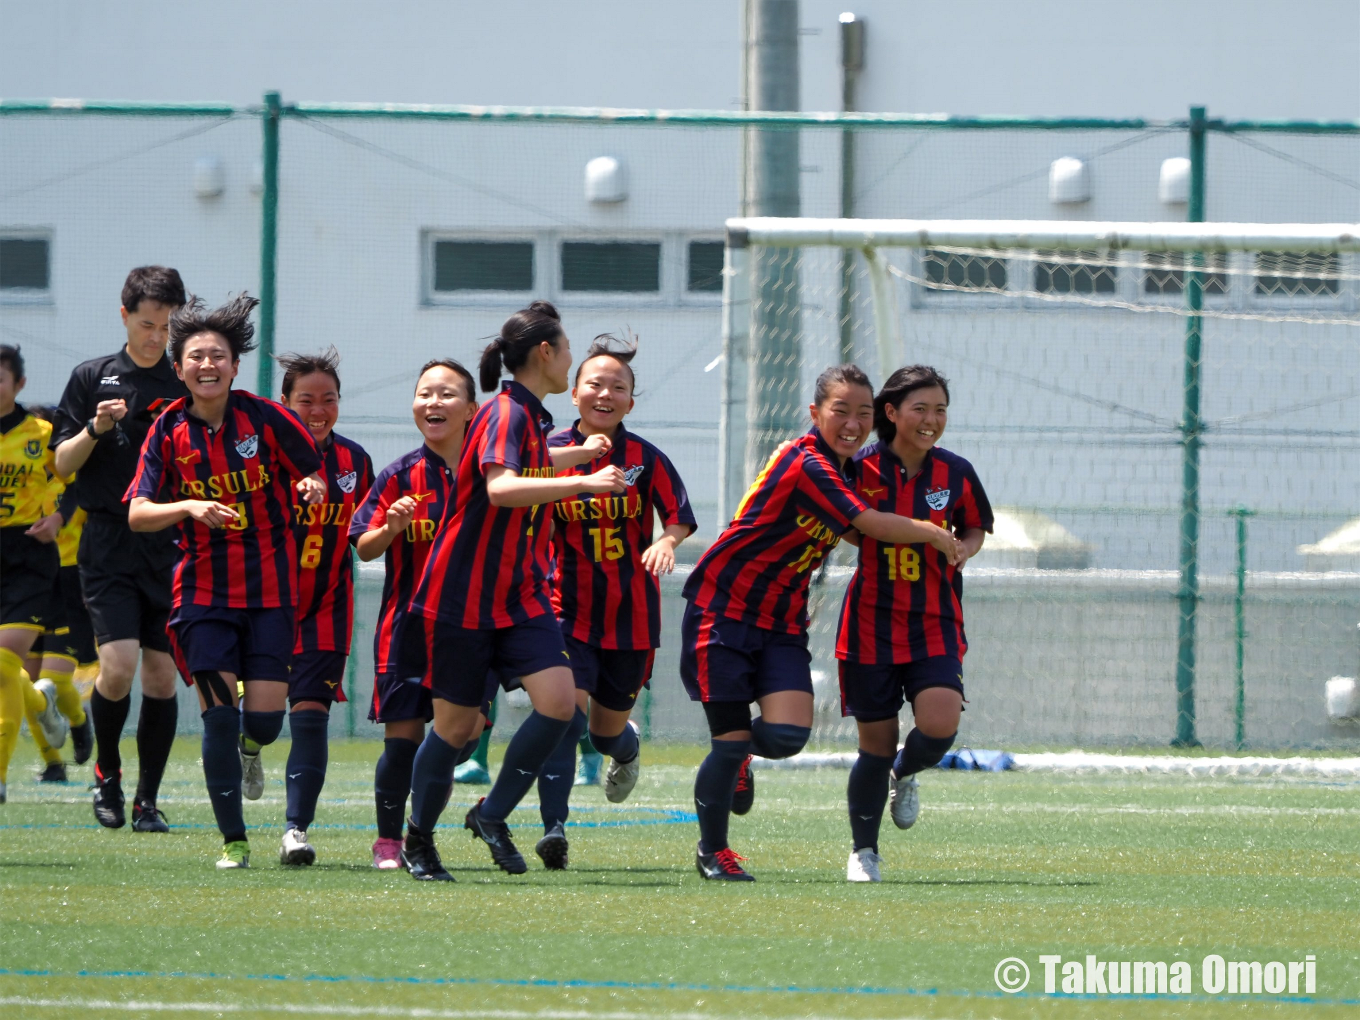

{"left": 1, "top": 738, "right": 1357, "bottom": 1019}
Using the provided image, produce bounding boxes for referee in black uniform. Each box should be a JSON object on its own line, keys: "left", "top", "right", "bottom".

{"left": 50, "top": 266, "right": 187, "bottom": 832}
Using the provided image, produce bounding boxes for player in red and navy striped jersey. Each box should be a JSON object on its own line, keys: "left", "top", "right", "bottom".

{"left": 680, "top": 364, "right": 964, "bottom": 881}
{"left": 265, "top": 349, "right": 375, "bottom": 867}
{"left": 397, "top": 302, "right": 625, "bottom": 881}
{"left": 126, "top": 295, "right": 324, "bottom": 869}
{"left": 836, "top": 365, "right": 991, "bottom": 883}
{"left": 350, "top": 358, "right": 480, "bottom": 871}
{"left": 530, "top": 335, "right": 696, "bottom": 868}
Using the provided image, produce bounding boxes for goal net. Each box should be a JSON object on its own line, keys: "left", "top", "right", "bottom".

{"left": 720, "top": 218, "right": 1360, "bottom": 752}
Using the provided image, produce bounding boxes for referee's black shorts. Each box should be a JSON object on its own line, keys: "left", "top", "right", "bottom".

{"left": 77, "top": 512, "right": 174, "bottom": 653}
{"left": 0, "top": 526, "right": 59, "bottom": 632}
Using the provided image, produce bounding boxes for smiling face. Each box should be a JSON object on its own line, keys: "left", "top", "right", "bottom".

{"left": 885, "top": 384, "right": 948, "bottom": 456}
{"left": 121, "top": 300, "right": 175, "bottom": 368}
{"left": 284, "top": 370, "right": 341, "bottom": 445}
{"left": 809, "top": 381, "right": 875, "bottom": 461}
{"left": 572, "top": 355, "right": 635, "bottom": 433}
{"left": 412, "top": 365, "right": 475, "bottom": 447}
{"left": 174, "top": 332, "right": 238, "bottom": 403}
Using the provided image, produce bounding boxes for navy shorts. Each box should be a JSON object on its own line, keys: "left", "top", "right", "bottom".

{"left": 289, "top": 649, "right": 348, "bottom": 705}
{"left": 563, "top": 631, "right": 654, "bottom": 713}
{"left": 369, "top": 671, "right": 433, "bottom": 724}
{"left": 679, "top": 600, "right": 812, "bottom": 704}
{"left": 419, "top": 614, "right": 569, "bottom": 708}
{"left": 838, "top": 656, "right": 966, "bottom": 720}
{"left": 168, "top": 604, "right": 295, "bottom": 685}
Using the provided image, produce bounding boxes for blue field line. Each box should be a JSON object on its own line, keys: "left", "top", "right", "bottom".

{"left": 0, "top": 966, "right": 1356, "bottom": 1008}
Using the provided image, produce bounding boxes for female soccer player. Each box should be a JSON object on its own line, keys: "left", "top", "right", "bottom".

{"left": 127, "top": 295, "right": 324, "bottom": 869}
{"left": 534, "top": 335, "right": 697, "bottom": 868}
{"left": 260, "top": 349, "right": 374, "bottom": 867}
{"left": 350, "top": 357, "right": 478, "bottom": 871}
{"left": 0, "top": 347, "right": 72, "bottom": 802}
{"left": 680, "top": 364, "right": 964, "bottom": 881}
{"left": 837, "top": 365, "right": 991, "bottom": 883}
{"left": 398, "top": 301, "right": 624, "bottom": 881}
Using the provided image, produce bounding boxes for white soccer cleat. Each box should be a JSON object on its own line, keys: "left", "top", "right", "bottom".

{"left": 279, "top": 826, "right": 316, "bottom": 866}
{"left": 603, "top": 721, "right": 642, "bottom": 803}
{"left": 847, "top": 847, "right": 883, "bottom": 883}
{"left": 32, "top": 679, "right": 70, "bottom": 750}
{"left": 240, "top": 746, "right": 265, "bottom": 801}
{"left": 888, "top": 771, "right": 919, "bottom": 830}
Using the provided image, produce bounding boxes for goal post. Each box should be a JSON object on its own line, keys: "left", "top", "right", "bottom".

{"left": 720, "top": 218, "right": 1360, "bottom": 751}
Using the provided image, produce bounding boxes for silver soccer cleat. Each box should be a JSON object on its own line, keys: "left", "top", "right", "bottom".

{"left": 279, "top": 826, "right": 316, "bottom": 866}
{"left": 240, "top": 745, "right": 265, "bottom": 801}
{"left": 32, "top": 678, "right": 69, "bottom": 750}
{"left": 846, "top": 847, "right": 883, "bottom": 883}
{"left": 888, "top": 771, "right": 919, "bottom": 830}
{"left": 603, "top": 721, "right": 641, "bottom": 803}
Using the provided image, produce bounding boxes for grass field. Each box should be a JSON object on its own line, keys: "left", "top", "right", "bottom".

{"left": 1, "top": 738, "right": 1358, "bottom": 1020}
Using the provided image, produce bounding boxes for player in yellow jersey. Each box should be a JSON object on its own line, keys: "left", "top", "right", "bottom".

{"left": 0, "top": 347, "right": 73, "bottom": 803}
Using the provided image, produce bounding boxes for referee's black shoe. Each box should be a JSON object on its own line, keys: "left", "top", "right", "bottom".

{"left": 401, "top": 826, "right": 454, "bottom": 881}
{"left": 39, "top": 762, "right": 68, "bottom": 783}
{"left": 731, "top": 754, "right": 755, "bottom": 816}
{"left": 465, "top": 798, "right": 527, "bottom": 874}
{"left": 132, "top": 799, "right": 170, "bottom": 833}
{"left": 70, "top": 716, "right": 94, "bottom": 766}
{"left": 92, "top": 765, "right": 125, "bottom": 829}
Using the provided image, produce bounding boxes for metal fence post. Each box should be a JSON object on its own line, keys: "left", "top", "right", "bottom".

{"left": 1230, "top": 506, "right": 1254, "bottom": 750}
{"left": 1173, "top": 105, "right": 1206, "bottom": 748}
{"left": 256, "top": 91, "right": 281, "bottom": 396}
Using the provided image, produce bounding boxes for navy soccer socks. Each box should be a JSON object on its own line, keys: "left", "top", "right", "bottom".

{"left": 694, "top": 737, "right": 751, "bottom": 854}
{"left": 481, "top": 710, "right": 571, "bottom": 823}
{"left": 590, "top": 720, "right": 639, "bottom": 764}
{"left": 374, "top": 737, "right": 419, "bottom": 840}
{"left": 846, "top": 750, "right": 894, "bottom": 852}
{"left": 407, "top": 730, "right": 459, "bottom": 834}
{"left": 750, "top": 718, "right": 810, "bottom": 760}
{"left": 134, "top": 693, "right": 177, "bottom": 805}
{"left": 201, "top": 705, "right": 246, "bottom": 843}
{"left": 893, "top": 728, "right": 956, "bottom": 777}
{"left": 284, "top": 710, "right": 329, "bottom": 831}
{"left": 240, "top": 709, "right": 285, "bottom": 753}
{"left": 538, "top": 708, "right": 587, "bottom": 829}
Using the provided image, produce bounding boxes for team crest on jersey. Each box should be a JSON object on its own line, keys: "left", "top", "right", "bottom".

{"left": 623, "top": 464, "right": 645, "bottom": 487}
{"left": 235, "top": 435, "right": 259, "bottom": 459}
{"left": 336, "top": 470, "right": 358, "bottom": 493}
{"left": 925, "top": 487, "right": 951, "bottom": 511}
{"left": 23, "top": 439, "right": 42, "bottom": 459}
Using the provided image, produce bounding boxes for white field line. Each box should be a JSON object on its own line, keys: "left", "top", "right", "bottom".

{"left": 755, "top": 752, "right": 1360, "bottom": 778}
{"left": 0, "top": 998, "right": 929, "bottom": 1020}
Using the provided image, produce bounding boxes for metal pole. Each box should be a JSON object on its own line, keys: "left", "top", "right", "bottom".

{"left": 718, "top": 239, "right": 751, "bottom": 529}
{"left": 256, "top": 91, "right": 281, "bottom": 396}
{"left": 838, "top": 12, "right": 864, "bottom": 363}
{"left": 1173, "top": 105, "right": 1206, "bottom": 748}
{"left": 1230, "top": 506, "right": 1253, "bottom": 750}
{"left": 744, "top": 0, "right": 802, "bottom": 482}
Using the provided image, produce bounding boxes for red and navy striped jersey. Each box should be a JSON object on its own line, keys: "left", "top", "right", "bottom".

{"left": 348, "top": 445, "right": 454, "bottom": 673}
{"left": 683, "top": 429, "right": 867, "bottom": 635}
{"left": 125, "top": 390, "right": 322, "bottom": 610}
{"left": 548, "top": 421, "right": 696, "bottom": 649}
{"left": 836, "top": 443, "right": 993, "bottom": 664}
{"left": 409, "top": 381, "right": 557, "bottom": 630}
{"left": 293, "top": 432, "right": 373, "bottom": 654}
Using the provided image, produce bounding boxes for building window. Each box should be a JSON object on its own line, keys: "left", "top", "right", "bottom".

{"left": 432, "top": 240, "right": 534, "bottom": 292}
{"left": 1034, "top": 250, "right": 1117, "bottom": 294}
{"left": 0, "top": 238, "right": 49, "bottom": 291}
{"left": 687, "top": 241, "right": 725, "bottom": 293}
{"left": 561, "top": 241, "right": 660, "bottom": 292}
{"left": 923, "top": 249, "right": 1007, "bottom": 291}
{"left": 1254, "top": 252, "right": 1339, "bottom": 296}
{"left": 1142, "top": 251, "right": 1228, "bottom": 296}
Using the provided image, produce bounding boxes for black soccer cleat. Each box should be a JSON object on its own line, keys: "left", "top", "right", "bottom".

{"left": 91, "top": 765, "right": 126, "bottom": 829}
{"left": 401, "top": 827, "right": 454, "bottom": 882}
{"left": 696, "top": 843, "right": 756, "bottom": 882}
{"left": 70, "top": 716, "right": 94, "bottom": 766}
{"left": 731, "top": 754, "right": 755, "bottom": 816}
{"left": 39, "top": 762, "right": 68, "bottom": 783}
{"left": 535, "top": 821, "right": 569, "bottom": 871}
{"left": 464, "top": 798, "right": 527, "bottom": 875}
{"left": 131, "top": 799, "right": 170, "bottom": 833}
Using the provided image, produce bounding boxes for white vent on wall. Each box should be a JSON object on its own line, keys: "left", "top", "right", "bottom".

{"left": 585, "top": 156, "right": 627, "bottom": 203}
{"left": 194, "top": 156, "right": 224, "bottom": 199}
{"left": 1048, "top": 156, "right": 1089, "bottom": 204}
{"left": 1159, "top": 157, "right": 1191, "bottom": 204}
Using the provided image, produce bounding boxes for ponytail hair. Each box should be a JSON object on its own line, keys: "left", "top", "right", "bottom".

{"left": 479, "top": 300, "right": 563, "bottom": 392}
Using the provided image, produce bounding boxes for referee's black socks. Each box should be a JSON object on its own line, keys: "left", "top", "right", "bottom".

{"left": 90, "top": 688, "right": 131, "bottom": 780}
{"left": 134, "top": 693, "right": 177, "bottom": 805}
